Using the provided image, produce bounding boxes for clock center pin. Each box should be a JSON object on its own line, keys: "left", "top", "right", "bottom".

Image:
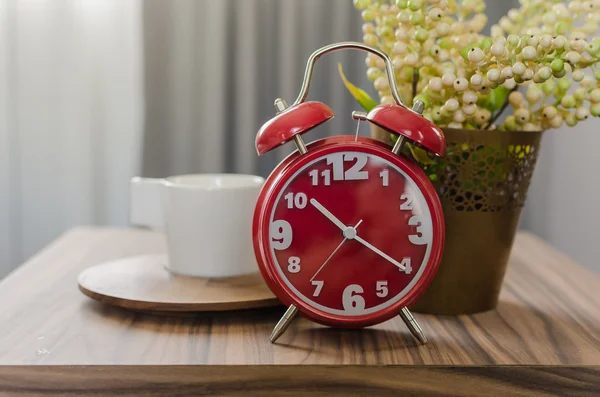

{"left": 342, "top": 226, "right": 357, "bottom": 240}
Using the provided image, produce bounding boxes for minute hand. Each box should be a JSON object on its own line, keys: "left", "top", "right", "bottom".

{"left": 354, "top": 235, "right": 406, "bottom": 271}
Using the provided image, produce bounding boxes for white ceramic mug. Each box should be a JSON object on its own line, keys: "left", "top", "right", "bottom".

{"left": 130, "top": 174, "right": 264, "bottom": 278}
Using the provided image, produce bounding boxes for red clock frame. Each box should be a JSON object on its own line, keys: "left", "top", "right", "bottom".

{"left": 253, "top": 135, "right": 445, "bottom": 328}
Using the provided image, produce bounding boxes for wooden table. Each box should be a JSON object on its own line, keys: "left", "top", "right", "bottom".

{"left": 0, "top": 228, "right": 599, "bottom": 396}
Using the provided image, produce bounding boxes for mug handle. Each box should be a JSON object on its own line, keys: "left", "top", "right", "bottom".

{"left": 130, "top": 177, "right": 165, "bottom": 231}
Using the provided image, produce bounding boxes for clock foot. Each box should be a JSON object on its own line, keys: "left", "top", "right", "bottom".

{"left": 270, "top": 304, "right": 299, "bottom": 343}
{"left": 399, "top": 307, "right": 427, "bottom": 345}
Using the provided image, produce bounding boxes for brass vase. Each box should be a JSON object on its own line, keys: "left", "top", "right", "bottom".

{"left": 371, "top": 126, "right": 544, "bottom": 315}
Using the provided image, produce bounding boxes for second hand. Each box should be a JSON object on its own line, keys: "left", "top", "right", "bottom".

{"left": 310, "top": 219, "right": 363, "bottom": 282}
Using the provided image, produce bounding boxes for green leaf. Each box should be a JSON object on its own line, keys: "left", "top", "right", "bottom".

{"left": 396, "top": 136, "right": 437, "bottom": 165}
{"left": 408, "top": 143, "right": 436, "bottom": 165}
{"left": 478, "top": 86, "right": 510, "bottom": 112}
{"left": 338, "top": 63, "right": 378, "bottom": 112}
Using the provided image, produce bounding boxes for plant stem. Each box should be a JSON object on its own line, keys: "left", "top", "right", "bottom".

{"left": 485, "top": 86, "right": 518, "bottom": 130}
{"left": 411, "top": 68, "right": 419, "bottom": 104}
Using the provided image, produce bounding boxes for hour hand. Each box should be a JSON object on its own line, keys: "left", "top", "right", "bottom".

{"left": 310, "top": 198, "right": 346, "bottom": 231}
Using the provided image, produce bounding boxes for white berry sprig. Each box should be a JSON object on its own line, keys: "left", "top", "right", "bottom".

{"left": 348, "top": 0, "right": 600, "bottom": 131}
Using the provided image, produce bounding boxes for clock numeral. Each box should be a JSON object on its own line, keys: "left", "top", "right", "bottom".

{"left": 328, "top": 153, "right": 345, "bottom": 181}
{"left": 284, "top": 192, "right": 307, "bottom": 209}
{"left": 326, "top": 153, "right": 369, "bottom": 182}
{"left": 344, "top": 153, "right": 369, "bottom": 180}
{"left": 408, "top": 215, "right": 431, "bottom": 245}
{"left": 270, "top": 220, "right": 292, "bottom": 250}
{"left": 379, "top": 169, "right": 389, "bottom": 186}
{"left": 322, "top": 170, "right": 331, "bottom": 185}
{"left": 287, "top": 256, "right": 301, "bottom": 273}
{"left": 311, "top": 280, "right": 324, "bottom": 297}
{"left": 309, "top": 169, "right": 331, "bottom": 186}
{"left": 342, "top": 284, "right": 365, "bottom": 314}
{"left": 309, "top": 169, "right": 317, "bottom": 185}
{"left": 375, "top": 281, "right": 388, "bottom": 298}
{"left": 400, "top": 257, "right": 413, "bottom": 274}
{"left": 400, "top": 193, "right": 414, "bottom": 210}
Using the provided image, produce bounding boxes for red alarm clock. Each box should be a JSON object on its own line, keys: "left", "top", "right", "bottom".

{"left": 253, "top": 42, "right": 446, "bottom": 344}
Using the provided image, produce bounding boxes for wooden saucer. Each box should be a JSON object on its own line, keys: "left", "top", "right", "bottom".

{"left": 78, "top": 255, "right": 281, "bottom": 313}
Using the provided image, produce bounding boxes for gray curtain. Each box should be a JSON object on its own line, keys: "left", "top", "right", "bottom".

{"left": 141, "top": 0, "right": 372, "bottom": 179}
{"left": 0, "top": 0, "right": 143, "bottom": 278}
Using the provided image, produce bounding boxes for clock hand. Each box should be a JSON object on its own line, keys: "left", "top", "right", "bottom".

{"left": 353, "top": 235, "right": 406, "bottom": 271}
{"left": 310, "top": 198, "right": 346, "bottom": 231}
{"left": 310, "top": 220, "right": 362, "bottom": 282}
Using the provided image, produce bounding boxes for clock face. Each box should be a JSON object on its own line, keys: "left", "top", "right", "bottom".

{"left": 255, "top": 140, "right": 443, "bottom": 326}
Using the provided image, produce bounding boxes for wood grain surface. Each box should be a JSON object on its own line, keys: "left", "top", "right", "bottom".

{"left": 77, "top": 255, "right": 280, "bottom": 312}
{"left": 0, "top": 227, "right": 599, "bottom": 395}
{"left": 1, "top": 366, "right": 599, "bottom": 397}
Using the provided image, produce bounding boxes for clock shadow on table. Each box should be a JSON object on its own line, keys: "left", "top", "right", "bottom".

{"left": 278, "top": 326, "right": 423, "bottom": 353}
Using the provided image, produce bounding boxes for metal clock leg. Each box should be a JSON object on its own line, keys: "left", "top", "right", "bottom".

{"left": 399, "top": 307, "right": 427, "bottom": 345}
{"left": 270, "top": 304, "right": 299, "bottom": 343}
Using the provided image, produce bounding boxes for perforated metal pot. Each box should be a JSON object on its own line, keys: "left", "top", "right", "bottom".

{"left": 372, "top": 126, "right": 545, "bottom": 315}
